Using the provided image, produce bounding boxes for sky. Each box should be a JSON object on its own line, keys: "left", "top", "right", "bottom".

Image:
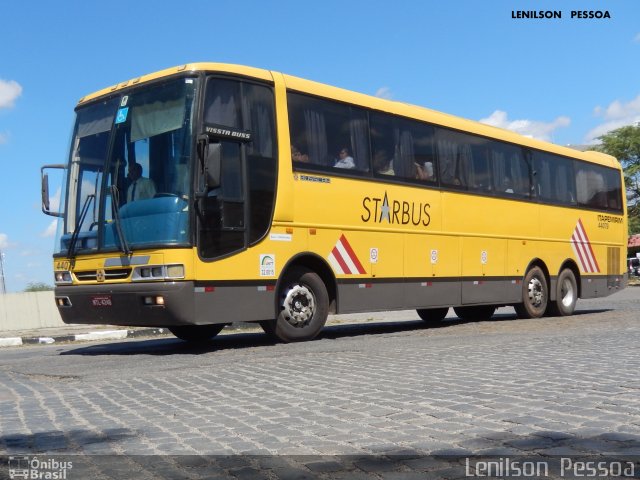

{"left": 0, "top": 0, "right": 639, "bottom": 292}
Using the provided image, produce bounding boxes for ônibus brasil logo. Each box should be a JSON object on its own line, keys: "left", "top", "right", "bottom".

{"left": 8, "top": 456, "right": 73, "bottom": 479}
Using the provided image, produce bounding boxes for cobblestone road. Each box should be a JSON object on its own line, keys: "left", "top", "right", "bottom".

{"left": 0, "top": 288, "right": 639, "bottom": 478}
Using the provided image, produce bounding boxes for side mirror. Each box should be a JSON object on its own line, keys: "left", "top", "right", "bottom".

{"left": 205, "top": 143, "right": 221, "bottom": 189}
{"left": 197, "top": 135, "right": 221, "bottom": 193}
{"left": 41, "top": 164, "right": 65, "bottom": 217}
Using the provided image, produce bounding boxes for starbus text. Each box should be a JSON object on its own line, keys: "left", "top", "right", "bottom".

{"left": 361, "top": 193, "right": 431, "bottom": 227}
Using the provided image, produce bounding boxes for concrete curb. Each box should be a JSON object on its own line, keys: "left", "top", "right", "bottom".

{"left": 1, "top": 328, "right": 169, "bottom": 348}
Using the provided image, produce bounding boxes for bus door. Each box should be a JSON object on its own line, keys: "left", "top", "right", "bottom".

{"left": 197, "top": 76, "right": 277, "bottom": 261}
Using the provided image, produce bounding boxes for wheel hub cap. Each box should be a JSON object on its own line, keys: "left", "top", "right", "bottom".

{"left": 527, "top": 277, "right": 544, "bottom": 307}
{"left": 281, "top": 284, "right": 315, "bottom": 327}
{"left": 560, "top": 278, "right": 575, "bottom": 308}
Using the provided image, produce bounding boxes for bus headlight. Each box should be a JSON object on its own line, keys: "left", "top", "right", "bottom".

{"left": 132, "top": 264, "right": 185, "bottom": 281}
{"left": 166, "top": 264, "right": 185, "bottom": 279}
{"left": 54, "top": 271, "right": 73, "bottom": 285}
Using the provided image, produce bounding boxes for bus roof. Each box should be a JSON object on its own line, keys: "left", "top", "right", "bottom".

{"left": 78, "top": 62, "right": 619, "bottom": 170}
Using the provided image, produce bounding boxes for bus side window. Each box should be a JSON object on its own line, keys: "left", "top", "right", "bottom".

{"left": 287, "top": 93, "right": 328, "bottom": 167}
{"left": 395, "top": 118, "right": 437, "bottom": 184}
{"left": 435, "top": 128, "right": 473, "bottom": 189}
{"left": 287, "top": 92, "right": 369, "bottom": 172}
{"left": 534, "top": 152, "right": 575, "bottom": 205}
{"left": 370, "top": 112, "right": 396, "bottom": 177}
{"left": 491, "top": 142, "right": 529, "bottom": 197}
{"left": 576, "top": 164, "right": 606, "bottom": 208}
{"left": 604, "top": 168, "right": 622, "bottom": 211}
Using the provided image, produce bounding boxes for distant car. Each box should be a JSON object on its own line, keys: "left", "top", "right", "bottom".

{"left": 628, "top": 257, "right": 640, "bottom": 276}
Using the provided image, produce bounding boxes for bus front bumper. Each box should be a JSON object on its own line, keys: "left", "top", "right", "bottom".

{"left": 54, "top": 282, "right": 199, "bottom": 327}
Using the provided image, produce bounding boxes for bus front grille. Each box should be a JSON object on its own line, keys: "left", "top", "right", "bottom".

{"left": 74, "top": 268, "right": 132, "bottom": 282}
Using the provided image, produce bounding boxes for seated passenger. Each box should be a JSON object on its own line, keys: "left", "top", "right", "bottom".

{"left": 374, "top": 150, "right": 394, "bottom": 176}
{"left": 503, "top": 177, "right": 514, "bottom": 194}
{"left": 291, "top": 145, "right": 310, "bottom": 163}
{"left": 415, "top": 161, "right": 434, "bottom": 181}
{"left": 473, "top": 172, "right": 491, "bottom": 191}
{"left": 127, "top": 162, "right": 156, "bottom": 201}
{"left": 334, "top": 147, "right": 355, "bottom": 169}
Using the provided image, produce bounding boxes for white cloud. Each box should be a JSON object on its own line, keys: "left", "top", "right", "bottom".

{"left": 0, "top": 132, "right": 8, "bottom": 144}
{"left": 0, "top": 79, "right": 22, "bottom": 109}
{"left": 586, "top": 93, "right": 640, "bottom": 143}
{"left": 0, "top": 233, "right": 9, "bottom": 249}
{"left": 479, "top": 110, "right": 570, "bottom": 142}
{"left": 41, "top": 220, "right": 58, "bottom": 238}
{"left": 635, "top": 32, "right": 640, "bottom": 43}
{"left": 374, "top": 87, "right": 393, "bottom": 100}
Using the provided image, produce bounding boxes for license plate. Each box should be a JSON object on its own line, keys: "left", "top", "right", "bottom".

{"left": 91, "top": 295, "right": 112, "bottom": 307}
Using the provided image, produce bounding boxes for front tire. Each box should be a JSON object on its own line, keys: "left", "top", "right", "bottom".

{"left": 416, "top": 307, "right": 449, "bottom": 325}
{"left": 169, "top": 324, "right": 225, "bottom": 343}
{"left": 267, "top": 267, "right": 329, "bottom": 343}
{"left": 453, "top": 305, "right": 496, "bottom": 321}
{"left": 514, "top": 266, "right": 548, "bottom": 319}
{"left": 546, "top": 268, "right": 578, "bottom": 316}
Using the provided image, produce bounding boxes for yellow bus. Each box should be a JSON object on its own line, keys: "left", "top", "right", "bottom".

{"left": 41, "top": 63, "right": 627, "bottom": 343}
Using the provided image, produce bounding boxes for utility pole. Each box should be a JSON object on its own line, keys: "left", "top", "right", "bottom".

{"left": 0, "top": 251, "right": 6, "bottom": 294}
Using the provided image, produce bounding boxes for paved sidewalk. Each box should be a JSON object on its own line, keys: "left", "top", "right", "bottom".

{"left": 0, "top": 324, "right": 170, "bottom": 347}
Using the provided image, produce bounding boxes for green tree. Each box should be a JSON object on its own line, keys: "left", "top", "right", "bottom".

{"left": 24, "top": 282, "right": 54, "bottom": 292}
{"left": 593, "top": 124, "right": 640, "bottom": 234}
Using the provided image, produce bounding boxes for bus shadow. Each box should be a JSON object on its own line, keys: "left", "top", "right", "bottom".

{"left": 60, "top": 308, "right": 611, "bottom": 357}
{"left": 61, "top": 318, "right": 466, "bottom": 357}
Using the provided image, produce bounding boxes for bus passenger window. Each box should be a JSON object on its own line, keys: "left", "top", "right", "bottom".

{"left": 490, "top": 142, "right": 529, "bottom": 197}
{"left": 534, "top": 152, "right": 575, "bottom": 205}
{"left": 604, "top": 169, "right": 622, "bottom": 211}
{"left": 576, "top": 164, "right": 607, "bottom": 209}
{"left": 395, "top": 118, "right": 437, "bottom": 184}
{"left": 436, "top": 128, "right": 473, "bottom": 189}
{"left": 287, "top": 92, "right": 369, "bottom": 172}
{"left": 370, "top": 112, "right": 396, "bottom": 177}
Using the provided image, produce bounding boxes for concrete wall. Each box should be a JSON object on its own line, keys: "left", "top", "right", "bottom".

{"left": 0, "top": 291, "right": 65, "bottom": 332}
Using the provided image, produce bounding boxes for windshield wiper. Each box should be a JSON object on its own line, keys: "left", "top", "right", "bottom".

{"left": 110, "top": 185, "right": 131, "bottom": 255}
{"left": 67, "top": 194, "right": 95, "bottom": 259}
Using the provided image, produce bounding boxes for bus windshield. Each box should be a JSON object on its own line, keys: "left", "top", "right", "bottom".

{"left": 56, "top": 77, "right": 198, "bottom": 255}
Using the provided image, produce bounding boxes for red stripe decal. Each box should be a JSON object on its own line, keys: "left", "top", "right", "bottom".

{"left": 578, "top": 219, "right": 600, "bottom": 272}
{"left": 331, "top": 246, "right": 350, "bottom": 274}
{"left": 339, "top": 234, "right": 366, "bottom": 274}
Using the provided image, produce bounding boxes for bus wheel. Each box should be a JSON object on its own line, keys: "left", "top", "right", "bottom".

{"left": 258, "top": 320, "right": 276, "bottom": 337}
{"left": 416, "top": 307, "right": 449, "bottom": 324}
{"left": 546, "top": 268, "right": 578, "bottom": 316}
{"left": 453, "top": 305, "right": 496, "bottom": 321}
{"left": 169, "top": 324, "right": 225, "bottom": 343}
{"left": 514, "top": 266, "right": 548, "bottom": 319}
{"left": 273, "top": 267, "right": 329, "bottom": 342}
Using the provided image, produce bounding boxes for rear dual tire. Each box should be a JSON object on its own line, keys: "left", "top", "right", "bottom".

{"left": 546, "top": 268, "right": 578, "bottom": 317}
{"left": 514, "top": 266, "right": 548, "bottom": 319}
{"left": 514, "top": 266, "right": 578, "bottom": 319}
